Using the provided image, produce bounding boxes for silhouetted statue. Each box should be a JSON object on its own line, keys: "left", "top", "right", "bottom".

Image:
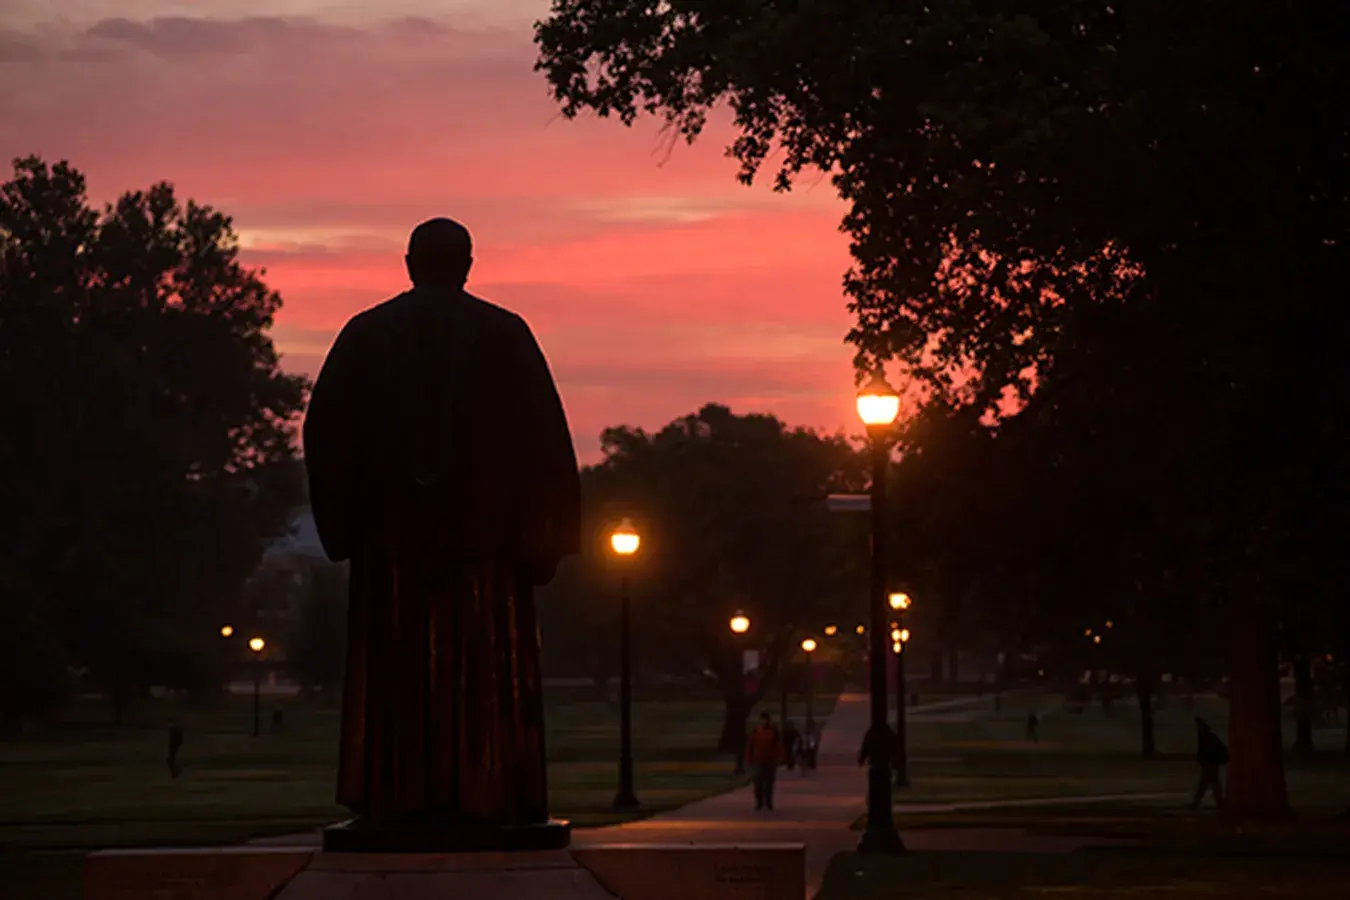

{"left": 304, "top": 218, "right": 580, "bottom": 850}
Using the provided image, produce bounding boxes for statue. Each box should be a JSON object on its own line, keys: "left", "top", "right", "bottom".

{"left": 302, "top": 218, "right": 581, "bottom": 851}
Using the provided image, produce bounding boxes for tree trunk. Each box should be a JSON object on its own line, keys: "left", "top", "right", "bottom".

{"left": 717, "top": 695, "right": 754, "bottom": 755}
{"left": 1345, "top": 658, "right": 1350, "bottom": 755}
{"left": 1225, "top": 595, "right": 1290, "bottom": 819}
{"left": 112, "top": 689, "right": 129, "bottom": 727}
{"left": 1292, "top": 655, "right": 1314, "bottom": 754}
{"left": 1136, "top": 663, "right": 1157, "bottom": 758}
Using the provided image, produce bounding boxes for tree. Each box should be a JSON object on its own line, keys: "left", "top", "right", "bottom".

{"left": 0, "top": 157, "right": 308, "bottom": 721}
{"left": 536, "top": 1, "right": 1350, "bottom": 817}
{"left": 546, "top": 404, "right": 867, "bottom": 752}
{"left": 288, "top": 563, "right": 349, "bottom": 697}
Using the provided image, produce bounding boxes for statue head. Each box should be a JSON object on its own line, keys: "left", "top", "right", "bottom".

{"left": 406, "top": 218, "right": 473, "bottom": 289}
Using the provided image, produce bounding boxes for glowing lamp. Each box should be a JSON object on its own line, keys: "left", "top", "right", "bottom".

{"left": 856, "top": 373, "right": 901, "bottom": 428}
{"left": 801, "top": 638, "right": 818, "bottom": 653}
{"left": 220, "top": 625, "right": 234, "bottom": 638}
{"left": 856, "top": 624, "right": 866, "bottom": 635}
{"left": 888, "top": 592, "right": 911, "bottom": 611}
{"left": 248, "top": 637, "right": 266, "bottom": 654}
{"left": 900, "top": 628, "right": 911, "bottom": 643}
{"left": 610, "top": 518, "right": 640, "bottom": 556}
{"left": 824, "top": 624, "right": 838, "bottom": 637}
{"left": 730, "top": 613, "right": 751, "bottom": 634}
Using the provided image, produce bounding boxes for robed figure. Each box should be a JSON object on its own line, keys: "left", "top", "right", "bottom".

{"left": 303, "top": 219, "right": 580, "bottom": 835}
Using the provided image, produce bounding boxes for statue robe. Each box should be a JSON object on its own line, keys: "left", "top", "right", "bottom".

{"left": 302, "top": 286, "right": 580, "bottom": 825}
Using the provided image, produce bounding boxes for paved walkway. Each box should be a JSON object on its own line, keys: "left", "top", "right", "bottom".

{"left": 571, "top": 693, "right": 1147, "bottom": 896}
{"left": 573, "top": 691, "right": 879, "bottom": 896}
{"left": 251, "top": 693, "right": 1149, "bottom": 897}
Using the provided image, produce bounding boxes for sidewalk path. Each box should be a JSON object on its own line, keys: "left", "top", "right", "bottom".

{"left": 249, "top": 693, "right": 1145, "bottom": 897}
{"left": 572, "top": 691, "right": 876, "bottom": 897}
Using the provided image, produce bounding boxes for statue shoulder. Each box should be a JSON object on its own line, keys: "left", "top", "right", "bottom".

{"left": 460, "top": 291, "right": 535, "bottom": 338}
{"left": 335, "top": 294, "right": 408, "bottom": 339}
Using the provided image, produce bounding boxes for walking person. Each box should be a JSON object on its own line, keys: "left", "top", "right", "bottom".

{"left": 800, "top": 719, "right": 820, "bottom": 773}
{"left": 166, "top": 719, "right": 184, "bottom": 779}
{"left": 1191, "top": 717, "right": 1228, "bottom": 810}
{"left": 858, "top": 723, "right": 894, "bottom": 768}
{"left": 745, "top": 713, "right": 784, "bottom": 811}
{"left": 781, "top": 719, "right": 801, "bottom": 772}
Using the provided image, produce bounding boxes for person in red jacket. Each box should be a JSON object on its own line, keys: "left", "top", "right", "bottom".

{"left": 745, "top": 713, "right": 784, "bottom": 811}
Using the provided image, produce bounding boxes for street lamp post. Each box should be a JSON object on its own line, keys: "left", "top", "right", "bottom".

{"left": 889, "top": 593, "right": 912, "bottom": 788}
{"left": 729, "top": 612, "right": 752, "bottom": 775}
{"left": 610, "top": 518, "right": 641, "bottom": 809}
{"left": 248, "top": 637, "right": 266, "bottom": 737}
{"left": 856, "top": 372, "right": 905, "bottom": 854}
{"left": 801, "top": 638, "right": 818, "bottom": 725}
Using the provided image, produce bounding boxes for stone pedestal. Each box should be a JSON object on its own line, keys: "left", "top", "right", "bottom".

{"left": 322, "top": 817, "right": 571, "bottom": 854}
{"left": 83, "top": 842, "right": 806, "bottom": 900}
{"left": 85, "top": 848, "right": 313, "bottom": 900}
{"left": 276, "top": 850, "right": 611, "bottom": 899}
{"left": 576, "top": 844, "right": 805, "bottom": 900}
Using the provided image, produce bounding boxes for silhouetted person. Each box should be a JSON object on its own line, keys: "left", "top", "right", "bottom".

{"left": 1026, "top": 711, "right": 1040, "bottom": 743}
{"left": 272, "top": 709, "right": 284, "bottom": 731}
{"left": 781, "top": 719, "right": 801, "bottom": 771}
{"left": 745, "top": 713, "right": 783, "bottom": 811}
{"left": 1191, "top": 717, "right": 1228, "bottom": 810}
{"left": 801, "top": 719, "right": 820, "bottom": 770}
{"left": 858, "top": 723, "right": 895, "bottom": 768}
{"left": 166, "top": 720, "right": 184, "bottom": 779}
{"left": 304, "top": 218, "right": 580, "bottom": 830}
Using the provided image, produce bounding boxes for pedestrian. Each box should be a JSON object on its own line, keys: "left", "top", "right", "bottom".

{"left": 166, "top": 719, "right": 184, "bottom": 779}
{"left": 781, "top": 719, "right": 801, "bottom": 771}
{"left": 1026, "top": 711, "right": 1040, "bottom": 743}
{"left": 745, "top": 713, "right": 784, "bottom": 811}
{"left": 858, "top": 723, "right": 894, "bottom": 769}
{"left": 800, "top": 719, "right": 819, "bottom": 772}
{"left": 1191, "top": 717, "right": 1228, "bottom": 810}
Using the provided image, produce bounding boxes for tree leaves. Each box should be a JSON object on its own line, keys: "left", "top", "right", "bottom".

{"left": 0, "top": 156, "right": 308, "bottom": 718}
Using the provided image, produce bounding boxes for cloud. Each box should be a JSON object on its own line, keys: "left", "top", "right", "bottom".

{"left": 0, "top": 7, "right": 861, "bottom": 462}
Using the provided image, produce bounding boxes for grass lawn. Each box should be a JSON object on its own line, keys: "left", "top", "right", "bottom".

{"left": 816, "top": 850, "right": 1350, "bottom": 899}
{"left": 0, "top": 689, "right": 832, "bottom": 898}
{"left": 829, "top": 690, "right": 1350, "bottom": 898}
{"left": 887, "top": 689, "right": 1350, "bottom": 808}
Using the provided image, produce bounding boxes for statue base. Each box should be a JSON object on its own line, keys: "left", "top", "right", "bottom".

{"left": 322, "top": 816, "right": 571, "bottom": 854}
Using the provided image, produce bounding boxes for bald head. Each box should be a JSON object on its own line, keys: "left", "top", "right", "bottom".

{"left": 406, "top": 218, "right": 473, "bottom": 288}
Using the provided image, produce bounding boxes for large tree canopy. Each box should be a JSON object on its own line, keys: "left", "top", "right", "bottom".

{"left": 538, "top": 2, "right": 1347, "bottom": 406}
{"left": 0, "top": 157, "right": 308, "bottom": 721}
{"left": 536, "top": 1, "right": 1350, "bottom": 817}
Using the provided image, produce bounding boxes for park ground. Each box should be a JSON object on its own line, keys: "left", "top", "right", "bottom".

{"left": 3, "top": 686, "right": 1349, "bottom": 898}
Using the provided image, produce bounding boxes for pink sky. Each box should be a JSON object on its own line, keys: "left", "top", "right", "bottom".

{"left": 0, "top": 1, "right": 863, "bottom": 460}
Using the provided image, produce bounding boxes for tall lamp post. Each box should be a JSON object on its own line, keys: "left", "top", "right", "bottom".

{"left": 610, "top": 518, "right": 641, "bottom": 809}
{"left": 889, "top": 593, "right": 912, "bottom": 786}
{"left": 729, "top": 612, "right": 752, "bottom": 774}
{"left": 248, "top": 637, "right": 266, "bottom": 737}
{"left": 801, "top": 638, "right": 818, "bottom": 725}
{"left": 856, "top": 372, "right": 905, "bottom": 854}
{"left": 889, "top": 593, "right": 912, "bottom": 788}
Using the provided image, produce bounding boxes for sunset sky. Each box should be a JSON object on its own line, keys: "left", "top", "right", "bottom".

{"left": 1, "top": 1, "right": 862, "bottom": 460}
